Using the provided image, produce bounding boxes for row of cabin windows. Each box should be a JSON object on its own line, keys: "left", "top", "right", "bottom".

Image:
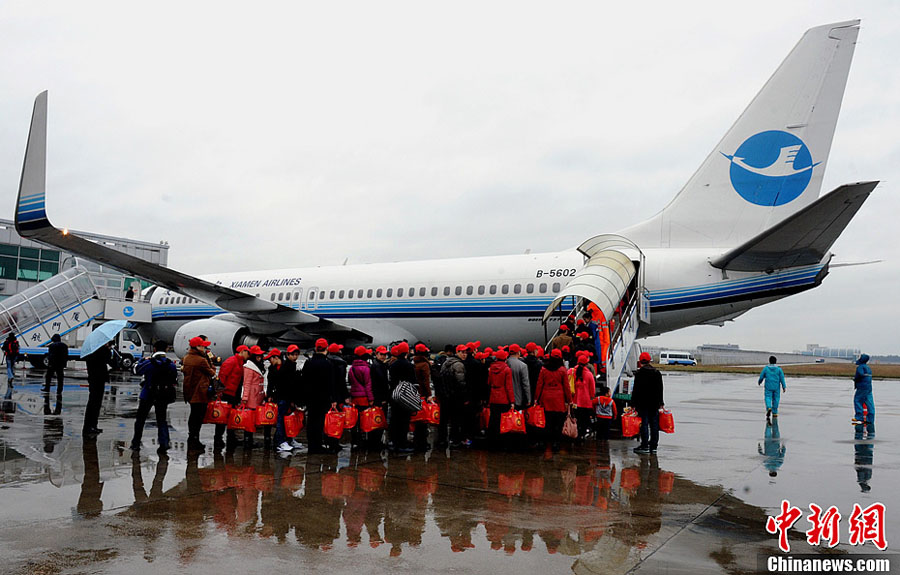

{"left": 160, "top": 296, "right": 200, "bottom": 305}
{"left": 161, "top": 281, "right": 564, "bottom": 306}
{"left": 313, "top": 282, "right": 561, "bottom": 302}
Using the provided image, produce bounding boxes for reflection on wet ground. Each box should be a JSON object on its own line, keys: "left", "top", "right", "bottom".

{"left": 0, "top": 368, "right": 897, "bottom": 573}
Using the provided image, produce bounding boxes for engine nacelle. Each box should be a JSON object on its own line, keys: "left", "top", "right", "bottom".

{"left": 172, "top": 318, "right": 268, "bottom": 359}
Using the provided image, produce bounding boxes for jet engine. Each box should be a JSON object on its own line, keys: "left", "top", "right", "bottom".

{"left": 172, "top": 318, "right": 268, "bottom": 359}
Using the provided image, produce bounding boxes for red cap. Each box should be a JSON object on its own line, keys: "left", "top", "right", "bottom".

{"left": 508, "top": 344, "right": 521, "bottom": 354}
{"left": 327, "top": 343, "right": 344, "bottom": 354}
{"left": 414, "top": 343, "right": 430, "bottom": 354}
{"left": 466, "top": 341, "right": 478, "bottom": 351}
{"left": 456, "top": 344, "right": 469, "bottom": 353}
{"left": 484, "top": 347, "right": 493, "bottom": 355}
{"left": 495, "top": 350, "right": 509, "bottom": 361}
{"left": 559, "top": 325, "right": 569, "bottom": 332}
{"left": 236, "top": 344, "right": 250, "bottom": 353}
{"left": 577, "top": 354, "right": 589, "bottom": 364}
{"left": 474, "top": 352, "right": 486, "bottom": 360}
{"left": 375, "top": 345, "right": 388, "bottom": 354}
{"left": 639, "top": 352, "right": 652, "bottom": 363}
{"left": 576, "top": 319, "right": 585, "bottom": 326}
{"left": 473, "top": 340, "right": 481, "bottom": 348}
{"left": 535, "top": 348, "right": 545, "bottom": 358}
{"left": 550, "top": 349, "right": 563, "bottom": 359}
{"left": 189, "top": 336, "right": 211, "bottom": 347}
{"left": 315, "top": 338, "right": 328, "bottom": 351}
{"left": 392, "top": 342, "right": 409, "bottom": 356}
{"left": 249, "top": 345, "right": 264, "bottom": 355}
{"left": 354, "top": 345, "right": 369, "bottom": 356}
{"left": 286, "top": 344, "right": 300, "bottom": 354}
{"left": 264, "top": 348, "right": 281, "bottom": 360}
{"left": 577, "top": 331, "right": 590, "bottom": 339}
{"left": 525, "top": 342, "right": 537, "bottom": 352}
{"left": 562, "top": 345, "right": 570, "bottom": 353}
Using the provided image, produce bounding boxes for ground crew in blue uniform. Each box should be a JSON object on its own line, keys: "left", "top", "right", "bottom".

{"left": 851, "top": 353, "right": 874, "bottom": 426}
{"left": 758, "top": 356, "right": 786, "bottom": 418}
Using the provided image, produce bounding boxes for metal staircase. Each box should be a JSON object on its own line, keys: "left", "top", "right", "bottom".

{"left": 0, "top": 264, "right": 150, "bottom": 352}
{"left": 542, "top": 234, "right": 649, "bottom": 395}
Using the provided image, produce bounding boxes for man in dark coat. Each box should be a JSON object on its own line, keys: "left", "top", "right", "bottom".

{"left": 83, "top": 341, "right": 116, "bottom": 437}
{"left": 631, "top": 352, "right": 665, "bottom": 454}
{"left": 43, "top": 333, "right": 69, "bottom": 394}
{"left": 523, "top": 343, "right": 543, "bottom": 401}
{"left": 130, "top": 340, "right": 177, "bottom": 452}
{"left": 302, "top": 339, "right": 347, "bottom": 453}
{"left": 388, "top": 342, "right": 416, "bottom": 453}
{"left": 437, "top": 344, "right": 469, "bottom": 447}
{"left": 368, "top": 345, "right": 391, "bottom": 448}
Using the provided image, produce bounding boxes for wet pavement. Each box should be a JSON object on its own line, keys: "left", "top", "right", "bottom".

{"left": 0, "top": 366, "right": 897, "bottom": 574}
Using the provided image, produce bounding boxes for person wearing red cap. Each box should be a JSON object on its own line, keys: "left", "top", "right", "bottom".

{"left": 436, "top": 344, "right": 470, "bottom": 447}
{"left": 549, "top": 325, "right": 573, "bottom": 355}
{"left": 326, "top": 343, "right": 349, "bottom": 414}
{"left": 486, "top": 349, "right": 515, "bottom": 446}
{"left": 241, "top": 346, "right": 270, "bottom": 449}
{"left": 387, "top": 341, "right": 416, "bottom": 452}
{"left": 631, "top": 352, "right": 664, "bottom": 454}
{"left": 213, "top": 344, "right": 251, "bottom": 448}
{"left": 568, "top": 353, "right": 597, "bottom": 440}
{"left": 273, "top": 345, "right": 304, "bottom": 452}
{"left": 348, "top": 346, "right": 374, "bottom": 449}
{"left": 366, "top": 345, "right": 391, "bottom": 448}
{"left": 411, "top": 343, "right": 433, "bottom": 450}
{"left": 506, "top": 345, "right": 532, "bottom": 411}
{"left": 182, "top": 336, "right": 217, "bottom": 450}
{"left": 463, "top": 343, "right": 489, "bottom": 441}
{"left": 302, "top": 338, "right": 348, "bottom": 453}
{"left": 523, "top": 343, "right": 543, "bottom": 403}
{"left": 535, "top": 347, "right": 572, "bottom": 449}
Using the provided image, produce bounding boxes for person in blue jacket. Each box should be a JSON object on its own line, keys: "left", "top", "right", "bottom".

{"left": 852, "top": 354, "right": 874, "bottom": 426}
{"left": 758, "top": 356, "right": 786, "bottom": 418}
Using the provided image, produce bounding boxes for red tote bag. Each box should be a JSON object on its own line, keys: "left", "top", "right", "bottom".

{"left": 228, "top": 406, "right": 256, "bottom": 433}
{"left": 500, "top": 409, "right": 526, "bottom": 434}
{"left": 204, "top": 401, "right": 231, "bottom": 425}
{"left": 284, "top": 411, "right": 304, "bottom": 438}
{"left": 324, "top": 407, "right": 345, "bottom": 439}
{"left": 410, "top": 399, "right": 429, "bottom": 423}
{"left": 342, "top": 405, "right": 358, "bottom": 429}
{"left": 621, "top": 412, "right": 641, "bottom": 438}
{"left": 360, "top": 406, "right": 387, "bottom": 432}
{"left": 256, "top": 402, "right": 278, "bottom": 426}
{"left": 659, "top": 409, "right": 675, "bottom": 434}
{"left": 525, "top": 405, "right": 546, "bottom": 428}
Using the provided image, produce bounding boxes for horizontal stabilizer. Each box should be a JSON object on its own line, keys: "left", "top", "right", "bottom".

{"left": 710, "top": 181, "right": 878, "bottom": 272}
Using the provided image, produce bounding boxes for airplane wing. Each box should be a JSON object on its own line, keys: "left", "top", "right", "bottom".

{"left": 710, "top": 181, "right": 878, "bottom": 272}
{"left": 15, "top": 92, "right": 369, "bottom": 340}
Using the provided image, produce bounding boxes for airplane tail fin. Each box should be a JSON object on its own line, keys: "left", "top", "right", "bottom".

{"left": 620, "top": 20, "right": 860, "bottom": 249}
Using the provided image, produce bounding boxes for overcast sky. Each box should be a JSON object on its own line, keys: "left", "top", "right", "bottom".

{"left": 0, "top": 1, "right": 897, "bottom": 354}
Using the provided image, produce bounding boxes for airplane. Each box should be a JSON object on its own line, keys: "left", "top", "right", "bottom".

{"left": 13, "top": 20, "right": 877, "bottom": 369}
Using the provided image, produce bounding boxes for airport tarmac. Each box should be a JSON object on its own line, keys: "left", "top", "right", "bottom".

{"left": 0, "top": 366, "right": 897, "bottom": 574}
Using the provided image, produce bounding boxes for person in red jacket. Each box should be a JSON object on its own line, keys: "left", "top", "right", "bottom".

{"left": 535, "top": 349, "right": 572, "bottom": 448}
{"left": 569, "top": 354, "right": 596, "bottom": 440}
{"left": 213, "top": 344, "right": 250, "bottom": 449}
{"left": 487, "top": 349, "right": 515, "bottom": 446}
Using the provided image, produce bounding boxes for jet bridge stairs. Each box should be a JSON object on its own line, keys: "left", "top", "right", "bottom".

{"left": 542, "top": 234, "right": 650, "bottom": 399}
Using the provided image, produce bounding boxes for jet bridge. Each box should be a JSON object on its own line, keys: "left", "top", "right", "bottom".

{"left": 542, "top": 234, "right": 648, "bottom": 395}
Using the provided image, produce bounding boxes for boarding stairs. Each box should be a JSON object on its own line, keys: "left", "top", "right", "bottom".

{"left": 542, "top": 234, "right": 650, "bottom": 396}
{"left": 0, "top": 263, "right": 151, "bottom": 356}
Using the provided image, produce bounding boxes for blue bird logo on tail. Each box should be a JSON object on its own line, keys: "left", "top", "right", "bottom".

{"left": 722, "top": 130, "right": 820, "bottom": 206}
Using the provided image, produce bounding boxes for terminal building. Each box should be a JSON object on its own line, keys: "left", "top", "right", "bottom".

{"left": 0, "top": 217, "right": 169, "bottom": 302}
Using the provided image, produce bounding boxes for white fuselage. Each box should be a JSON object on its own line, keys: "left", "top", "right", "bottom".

{"left": 147, "top": 247, "right": 828, "bottom": 348}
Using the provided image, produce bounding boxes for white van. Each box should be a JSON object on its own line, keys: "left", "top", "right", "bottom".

{"left": 659, "top": 350, "right": 696, "bottom": 366}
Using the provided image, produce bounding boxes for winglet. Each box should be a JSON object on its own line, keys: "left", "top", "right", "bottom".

{"left": 16, "top": 91, "right": 51, "bottom": 235}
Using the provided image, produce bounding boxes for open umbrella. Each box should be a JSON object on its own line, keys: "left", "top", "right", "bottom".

{"left": 79, "top": 320, "right": 128, "bottom": 358}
